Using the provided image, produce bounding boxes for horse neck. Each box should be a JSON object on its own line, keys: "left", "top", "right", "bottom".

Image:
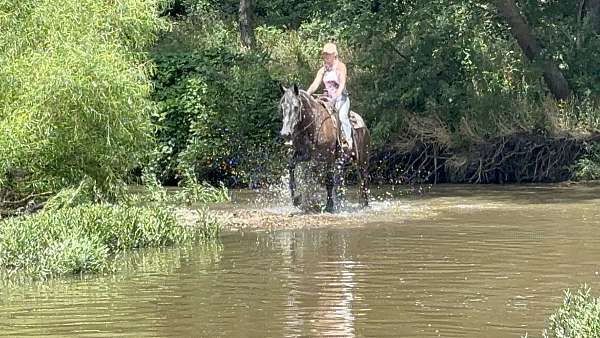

{"left": 298, "top": 92, "right": 321, "bottom": 138}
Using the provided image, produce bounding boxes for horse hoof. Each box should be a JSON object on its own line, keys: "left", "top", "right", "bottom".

{"left": 325, "top": 202, "right": 335, "bottom": 213}
{"left": 292, "top": 195, "right": 302, "bottom": 207}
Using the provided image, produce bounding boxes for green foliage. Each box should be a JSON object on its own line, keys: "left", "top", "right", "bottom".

{"left": 555, "top": 96, "right": 600, "bottom": 132}
{"left": 572, "top": 142, "right": 600, "bottom": 181}
{"left": 175, "top": 50, "right": 282, "bottom": 186}
{"left": 44, "top": 177, "right": 98, "bottom": 211}
{"left": 194, "top": 207, "right": 222, "bottom": 240}
{"left": 147, "top": 0, "right": 600, "bottom": 184}
{"left": 522, "top": 0, "right": 600, "bottom": 95}
{"left": 542, "top": 286, "right": 600, "bottom": 338}
{"left": 256, "top": 19, "right": 336, "bottom": 85}
{"left": 177, "top": 0, "right": 336, "bottom": 29}
{"left": 0, "top": 0, "right": 167, "bottom": 197}
{"left": 0, "top": 204, "right": 209, "bottom": 279}
{"left": 174, "top": 167, "right": 230, "bottom": 205}
{"left": 125, "top": 168, "right": 229, "bottom": 205}
{"left": 140, "top": 168, "right": 170, "bottom": 203}
{"left": 150, "top": 5, "right": 285, "bottom": 186}
{"left": 324, "top": 1, "right": 542, "bottom": 144}
{"left": 254, "top": 0, "right": 337, "bottom": 29}
{"left": 3, "top": 0, "right": 596, "bottom": 191}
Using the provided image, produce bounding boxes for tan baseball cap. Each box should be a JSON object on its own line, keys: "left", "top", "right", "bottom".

{"left": 321, "top": 42, "right": 338, "bottom": 55}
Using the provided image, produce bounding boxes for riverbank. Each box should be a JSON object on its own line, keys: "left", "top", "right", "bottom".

{"left": 0, "top": 204, "right": 220, "bottom": 281}
{"left": 371, "top": 131, "right": 600, "bottom": 185}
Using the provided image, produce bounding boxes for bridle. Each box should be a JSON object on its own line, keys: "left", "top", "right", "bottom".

{"left": 282, "top": 91, "right": 315, "bottom": 137}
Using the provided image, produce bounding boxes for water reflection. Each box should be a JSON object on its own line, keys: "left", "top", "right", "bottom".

{"left": 270, "top": 230, "right": 359, "bottom": 337}
{"left": 0, "top": 244, "right": 224, "bottom": 337}
{"left": 312, "top": 259, "right": 357, "bottom": 337}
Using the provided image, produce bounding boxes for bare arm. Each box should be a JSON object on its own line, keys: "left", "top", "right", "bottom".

{"left": 306, "top": 67, "right": 325, "bottom": 95}
{"left": 335, "top": 62, "right": 347, "bottom": 97}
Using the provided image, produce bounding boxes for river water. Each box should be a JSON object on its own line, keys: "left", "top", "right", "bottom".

{"left": 2, "top": 184, "right": 600, "bottom": 337}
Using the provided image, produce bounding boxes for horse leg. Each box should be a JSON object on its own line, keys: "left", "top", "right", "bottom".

{"left": 354, "top": 126, "right": 371, "bottom": 208}
{"left": 289, "top": 159, "right": 301, "bottom": 207}
{"left": 334, "top": 155, "right": 346, "bottom": 205}
{"left": 358, "top": 163, "right": 370, "bottom": 207}
{"left": 325, "top": 164, "right": 335, "bottom": 213}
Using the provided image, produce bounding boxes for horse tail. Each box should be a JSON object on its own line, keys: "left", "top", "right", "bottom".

{"left": 353, "top": 126, "right": 371, "bottom": 166}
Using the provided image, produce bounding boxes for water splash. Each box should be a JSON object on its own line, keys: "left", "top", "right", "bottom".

{"left": 242, "top": 161, "right": 423, "bottom": 217}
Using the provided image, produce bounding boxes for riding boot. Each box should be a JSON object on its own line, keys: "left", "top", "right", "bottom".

{"left": 341, "top": 138, "right": 354, "bottom": 160}
{"left": 338, "top": 140, "right": 350, "bottom": 165}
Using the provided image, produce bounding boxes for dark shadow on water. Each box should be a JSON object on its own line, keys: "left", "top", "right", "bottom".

{"left": 408, "top": 182, "right": 600, "bottom": 205}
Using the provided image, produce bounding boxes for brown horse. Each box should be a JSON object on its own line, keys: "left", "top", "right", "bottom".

{"left": 279, "top": 84, "right": 370, "bottom": 212}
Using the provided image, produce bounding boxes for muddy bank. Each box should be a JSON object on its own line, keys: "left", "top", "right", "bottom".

{"left": 371, "top": 131, "right": 600, "bottom": 184}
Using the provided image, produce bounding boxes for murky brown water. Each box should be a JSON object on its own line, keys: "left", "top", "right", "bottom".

{"left": 2, "top": 184, "right": 600, "bottom": 337}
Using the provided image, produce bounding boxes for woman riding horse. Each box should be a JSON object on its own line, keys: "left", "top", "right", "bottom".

{"left": 278, "top": 44, "right": 370, "bottom": 212}
{"left": 306, "top": 42, "right": 353, "bottom": 153}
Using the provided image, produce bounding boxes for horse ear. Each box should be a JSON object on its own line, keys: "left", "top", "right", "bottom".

{"left": 293, "top": 84, "right": 299, "bottom": 96}
{"left": 279, "top": 83, "right": 286, "bottom": 94}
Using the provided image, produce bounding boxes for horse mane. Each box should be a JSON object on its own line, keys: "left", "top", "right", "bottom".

{"left": 297, "top": 89, "right": 315, "bottom": 106}
{"left": 297, "top": 89, "right": 325, "bottom": 117}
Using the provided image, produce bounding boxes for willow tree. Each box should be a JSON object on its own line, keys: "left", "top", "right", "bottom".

{"left": 0, "top": 0, "right": 168, "bottom": 201}
{"left": 584, "top": 0, "right": 600, "bottom": 33}
{"left": 495, "top": 0, "right": 571, "bottom": 101}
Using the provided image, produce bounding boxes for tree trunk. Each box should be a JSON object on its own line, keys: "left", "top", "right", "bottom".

{"left": 495, "top": 0, "right": 572, "bottom": 101}
{"left": 239, "top": 0, "right": 256, "bottom": 49}
{"left": 585, "top": 0, "right": 600, "bottom": 33}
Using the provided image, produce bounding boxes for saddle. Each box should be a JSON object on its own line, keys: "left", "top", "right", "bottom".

{"left": 316, "top": 97, "right": 366, "bottom": 156}
{"left": 316, "top": 97, "right": 366, "bottom": 130}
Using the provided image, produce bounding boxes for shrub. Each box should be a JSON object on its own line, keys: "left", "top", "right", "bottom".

{"left": 0, "top": 204, "right": 214, "bottom": 279}
{"left": 572, "top": 142, "right": 600, "bottom": 181}
{"left": 125, "top": 168, "right": 230, "bottom": 205}
{"left": 0, "top": 0, "right": 167, "bottom": 197}
{"left": 542, "top": 286, "right": 600, "bottom": 338}
{"left": 151, "top": 37, "right": 284, "bottom": 186}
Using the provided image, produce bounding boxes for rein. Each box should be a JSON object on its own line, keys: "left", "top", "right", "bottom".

{"left": 296, "top": 93, "right": 315, "bottom": 135}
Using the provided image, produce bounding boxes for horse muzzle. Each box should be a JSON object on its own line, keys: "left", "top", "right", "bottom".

{"left": 280, "top": 128, "right": 291, "bottom": 139}
{"left": 280, "top": 130, "right": 294, "bottom": 147}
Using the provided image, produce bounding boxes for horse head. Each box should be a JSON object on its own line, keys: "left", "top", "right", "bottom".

{"left": 278, "top": 84, "right": 302, "bottom": 142}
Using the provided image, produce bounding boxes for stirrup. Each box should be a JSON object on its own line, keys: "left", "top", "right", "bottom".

{"left": 342, "top": 139, "right": 353, "bottom": 150}
{"left": 340, "top": 140, "right": 353, "bottom": 157}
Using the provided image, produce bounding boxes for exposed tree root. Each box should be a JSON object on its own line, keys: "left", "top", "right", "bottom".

{"left": 371, "top": 126, "right": 600, "bottom": 185}
{"left": 445, "top": 133, "right": 588, "bottom": 183}
{"left": 0, "top": 190, "right": 51, "bottom": 219}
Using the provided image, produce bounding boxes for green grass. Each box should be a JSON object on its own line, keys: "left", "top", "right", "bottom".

{"left": 0, "top": 204, "right": 219, "bottom": 280}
